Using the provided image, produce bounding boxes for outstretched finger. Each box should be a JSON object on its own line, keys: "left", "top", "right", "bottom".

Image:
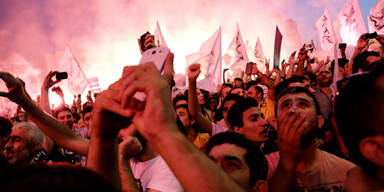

{"left": 120, "top": 80, "right": 149, "bottom": 110}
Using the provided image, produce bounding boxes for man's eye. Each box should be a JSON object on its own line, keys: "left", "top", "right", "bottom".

{"left": 299, "top": 101, "right": 309, "bottom": 107}
{"left": 223, "top": 161, "right": 241, "bottom": 172}
{"left": 281, "top": 102, "right": 290, "bottom": 109}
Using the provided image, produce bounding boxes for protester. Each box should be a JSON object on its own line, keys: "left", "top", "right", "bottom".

{"left": 3, "top": 122, "right": 45, "bottom": 166}
{"left": 269, "top": 86, "right": 355, "bottom": 191}
{"left": 336, "top": 61, "right": 384, "bottom": 191}
{"left": 206, "top": 132, "right": 268, "bottom": 192}
{"left": 1, "top": 10, "right": 384, "bottom": 191}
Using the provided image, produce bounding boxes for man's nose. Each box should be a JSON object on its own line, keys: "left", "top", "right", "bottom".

{"left": 4, "top": 141, "right": 12, "bottom": 149}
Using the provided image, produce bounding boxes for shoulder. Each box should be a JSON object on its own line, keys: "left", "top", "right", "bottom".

{"left": 212, "top": 122, "right": 228, "bottom": 135}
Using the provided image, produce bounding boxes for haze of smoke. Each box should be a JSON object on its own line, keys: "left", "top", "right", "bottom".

{"left": 0, "top": 0, "right": 344, "bottom": 110}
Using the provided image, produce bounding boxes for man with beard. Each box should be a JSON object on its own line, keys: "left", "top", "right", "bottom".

{"left": 269, "top": 86, "right": 355, "bottom": 192}
{"left": 3, "top": 122, "right": 44, "bottom": 166}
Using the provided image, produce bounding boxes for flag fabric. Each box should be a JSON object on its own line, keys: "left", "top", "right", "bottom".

{"left": 154, "top": 21, "right": 168, "bottom": 48}
{"left": 273, "top": 26, "right": 283, "bottom": 68}
{"left": 87, "top": 77, "right": 101, "bottom": 93}
{"left": 316, "top": 8, "right": 338, "bottom": 51}
{"left": 323, "top": 8, "right": 341, "bottom": 98}
{"left": 223, "top": 23, "right": 249, "bottom": 77}
{"left": 59, "top": 47, "right": 89, "bottom": 96}
{"left": 338, "top": 0, "right": 367, "bottom": 46}
{"left": 368, "top": 0, "right": 384, "bottom": 34}
{"left": 254, "top": 37, "right": 266, "bottom": 62}
{"left": 185, "top": 27, "right": 222, "bottom": 93}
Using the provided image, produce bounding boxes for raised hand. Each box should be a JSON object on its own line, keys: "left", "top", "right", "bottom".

{"left": 277, "top": 111, "right": 306, "bottom": 170}
{"left": 118, "top": 133, "right": 143, "bottom": 160}
{"left": 120, "top": 63, "right": 177, "bottom": 140}
{"left": 52, "top": 86, "right": 64, "bottom": 98}
{"left": 0, "top": 72, "right": 32, "bottom": 105}
{"left": 265, "top": 58, "right": 270, "bottom": 71}
{"left": 297, "top": 49, "right": 308, "bottom": 62}
{"left": 188, "top": 63, "right": 201, "bottom": 81}
{"left": 42, "top": 71, "right": 61, "bottom": 90}
{"left": 91, "top": 79, "right": 134, "bottom": 139}
{"left": 289, "top": 51, "right": 296, "bottom": 65}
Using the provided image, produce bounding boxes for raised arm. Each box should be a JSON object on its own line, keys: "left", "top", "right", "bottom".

{"left": 296, "top": 49, "right": 307, "bottom": 77}
{"left": 40, "top": 71, "right": 61, "bottom": 114}
{"left": 269, "top": 112, "right": 305, "bottom": 192}
{"left": 120, "top": 63, "right": 246, "bottom": 192}
{"left": 286, "top": 51, "right": 296, "bottom": 79}
{"left": 252, "top": 63, "right": 276, "bottom": 101}
{"left": 187, "top": 64, "right": 214, "bottom": 134}
{"left": 0, "top": 72, "right": 89, "bottom": 156}
{"left": 86, "top": 79, "right": 135, "bottom": 191}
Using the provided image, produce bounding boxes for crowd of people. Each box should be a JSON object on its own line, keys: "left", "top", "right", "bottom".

{"left": 0, "top": 31, "right": 383, "bottom": 192}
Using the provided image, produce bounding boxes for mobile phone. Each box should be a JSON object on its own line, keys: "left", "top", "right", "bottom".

{"left": 134, "top": 47, "right": 171, "bottom": 101}
{"left": 245, "top": 62, "right": 253, "bottom": 75}
{"left": 56, "top": 72, "right": 68, "bottom": 81}
{"left": 140, "top": 32, "right": 154, "bottom": 52}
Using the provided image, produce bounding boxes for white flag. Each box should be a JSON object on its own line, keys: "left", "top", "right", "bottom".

{"left": 59, "top": 47, "right": 88, "bottom": 96}
{"left": 87, "top": 77, "right": 101, "bottom": 93}
{"left": 154, "top": 21, "right": 168, "bottom": 48}
{"left": 223, "top": 23, "right": 249, "bottom": 77}
{"left": 316, "top": 8, "right": 337, "bottom": 51}
{"left": 186, "top": 27, "right": 222, "bottom": 93}
{"left": 368, "top": 0, "right": 384, "bottom": 34}
{"left": 254, "top": 37, "right": 265, "bottom": 62}
{"left": 338, "top": 0, "right": 367, "bottom": 46}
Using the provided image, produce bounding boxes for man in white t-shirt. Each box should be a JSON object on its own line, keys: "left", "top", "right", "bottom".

{"left": 269, "top": 86, "right": 355, "bottom": 192}
{"left": 118, "top": 128, "right": 183, "bottom": 192}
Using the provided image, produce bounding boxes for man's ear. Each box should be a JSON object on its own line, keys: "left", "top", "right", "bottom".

{"left": 191, "top": 118, "right": 195, "bottom": 125}
{"left": 317, "top": 115, "right": 324, "bottom": 129}
{"left": 31, "top": 142, "right": 41, "bottom": 152}
{"left": 252, "top": 180, "right": 268, "bottom": 192}
{"left": 233, "top": 126, "right": 242, "bottom": 133}
{"left": 360, "top": 136, "right": 384, "bottom": 167}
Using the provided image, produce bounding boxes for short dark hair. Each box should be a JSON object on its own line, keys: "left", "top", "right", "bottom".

{"left": 222, "top": 94, "right": 243, "bottom": 106}
{"left": 275, "top": 76, "right": 309, "bottom": 99}
{"left": 82, "top": 105, "right": 93, "bottom": 117}
{"left": 335, "top": 60, "right": 384, "bottom": 174}
{"left": 227, "top": 98, "right": 258, "bottom": 128}
{"left": 353, "top": 51, "right": 380, "bottom": 73}
{"left": 206, "top": 132, "right": 268, "bottom": 186}
{"left": 254, "top": 86, "right": 264, "bottom": 99}
{"left": 0, "top": 116, "right": 12, "bottom": 138}
{"left": 275, "top": 86, "right": 321, "bottom": 116}
{"left": 245, "top": 80, "right": 259, "bottom": 90}
{"left": 53, "top": 106, "right": 72, "bottom": 119}
{"left": 172, "top": 94, "right": 188, "bottom": 108}
{"left": 222, "top": 83, "right": 233, "bottom": 89}
{"left": 175, "top": 104, "right": 189, "bottom": 113}
{"left": 234, "top": 78, "right": 243, "bottom": 82}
